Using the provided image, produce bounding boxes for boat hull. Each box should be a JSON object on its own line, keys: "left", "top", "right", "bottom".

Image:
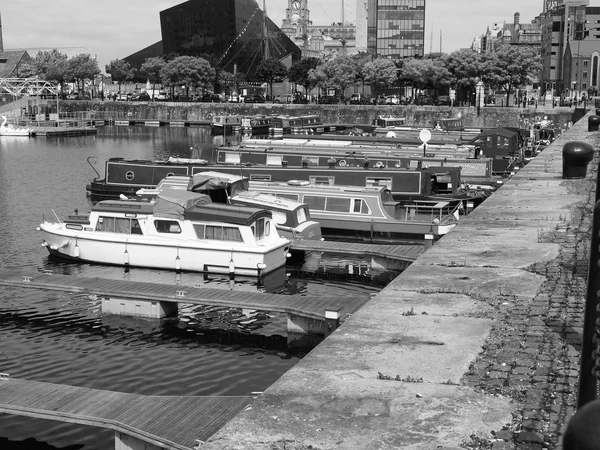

{"left": 39, "top": 224, "right": 289, "bottom": 277}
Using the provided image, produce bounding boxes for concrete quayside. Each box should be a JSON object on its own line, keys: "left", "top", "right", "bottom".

{"left": 198, "top": 112, "right": 598, "bottom": 449}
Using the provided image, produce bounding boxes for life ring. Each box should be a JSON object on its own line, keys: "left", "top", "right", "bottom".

{"left": 339, "top": 159, "right": 347, "bottom": 167}
{"left": 287, "top": 180, "right": 310, "bottom": 186}
{"left": 375, "top": 161, "right": 385, "bottom": 168}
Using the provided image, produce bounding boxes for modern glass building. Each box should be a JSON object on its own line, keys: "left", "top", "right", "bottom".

{"left": 159, "top": 0, "right": 301, "bottom": 80}
{"left": 366, "top": 0, "right": 426, "bottom": 61}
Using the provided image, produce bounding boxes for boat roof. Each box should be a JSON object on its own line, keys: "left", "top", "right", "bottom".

{"left": 249, "top": 180, "right": 389, "bottom": 197}
{"left": 191, "top": 171, "right": 247, "bottom": 191}
{"left": 184, "top": 202, "right": 273, "bottom": 225}
{"left": 233, "top": 191, "right": 306, "bottom": 211}
{"left": 153, "top": 189, "right": 213, "bottom": 219}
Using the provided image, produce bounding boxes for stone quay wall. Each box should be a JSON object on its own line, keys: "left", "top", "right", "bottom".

{"left": 198, "top": 113, "right": 599, "bottom": 450}
{"left": 38, "top": 100, "right": 580, "bottom": 133}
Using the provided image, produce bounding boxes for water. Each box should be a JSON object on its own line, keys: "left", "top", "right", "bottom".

{"left": 0, "top": 126, "right": 400, "bottom": 449}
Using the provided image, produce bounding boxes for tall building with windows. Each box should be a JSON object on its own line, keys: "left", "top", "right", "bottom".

{"left": 366, "top": 0, "right": 426, "bottom": 61}
{"left": 539, "top": 0, "right": 600, "bottom": 97}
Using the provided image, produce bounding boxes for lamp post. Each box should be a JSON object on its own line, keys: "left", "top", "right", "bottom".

{"left": 476, "top": 80, "right": 484, "bottom": 115}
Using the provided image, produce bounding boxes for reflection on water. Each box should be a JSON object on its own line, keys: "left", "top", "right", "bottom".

{"left": 0, "top": 125, "right": 406, "bottom": 450}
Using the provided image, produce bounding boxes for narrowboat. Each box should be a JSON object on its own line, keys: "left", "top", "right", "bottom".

{"left": 241, "top": 116, "right": 272, "bottom": 134}
{"left": 135, "top": 172, "right": 323, "bottom": 242}
{"left": 211, "top": 115, "right": 242, "bottom": 134}
{"left": 219, "top": 137, "right": 495, "bottom": 182}
{"left": 86, "top": 156, "right": 485, "bottom": 205}
{"left": 247, "top": 180, "right": 459, "bottom": 242}
{"left": 459, "top": 127, "right": 528, "bottom": 174}
{"left": 372, "top": 116, "right": 482, "bottom": 142}
{"left": 38, "top": 189, "right": 291, "bottom": 277}
{"left": 270, "top": 115, "right": 324, "bottom": 135}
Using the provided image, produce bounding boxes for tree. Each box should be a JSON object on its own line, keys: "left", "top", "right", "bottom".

{"left": 400, "top": 56, "right": 451, "bottom": 99}
{"left": 308, "top": 55, "right": 358, "bottom": 101}
{"left": 484, "top": 46, "right": 541, "bottom": 106}
{"left": 66, "top": 54, "right": 100, "bottom": 95}
{"left": 361, "top": 58, "right": 397, "bottom": 92}
{"left": 445, "top": 49, "right": 484, "bottom": 105}
{"left": 255, "top": 59, "right": 288, "bottom": 99}
{"left": 160, "top": 56, "right": 216, "bottom": 98}
{"left": 106, "top": 59, "right": 135, "bottom": 95}
{"left": 23, "top": 50, "right": 69, "bottom": 87}
{"left": 288, "top": 57, "right": 320, "bottom": 96}
{"left": 140, "top": 57, "right": 166, "bottom": 100}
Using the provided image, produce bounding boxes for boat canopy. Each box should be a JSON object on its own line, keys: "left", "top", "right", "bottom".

{"left": 190, "top": 171, "right": 249, "bottom": 199}
{"left": 153, "top": 189, "right": 212, "bottom": 219}
{"left": 184, "top": 203, "right": 273, "bottom": 225}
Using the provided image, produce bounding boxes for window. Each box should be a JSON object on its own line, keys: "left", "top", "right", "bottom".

{"left": 304, "top": 195, "right": 326, "bottom": 210}
{"left": 352, "top": 199, "right": 370, "bottom": 214}
{"left": 271, "top": 210, "right": 288, "bottom": 225}
{"left": 252, "top": 218, "right": 270, "bottom": 240}
{"left": 325, "top": 197, "right": 351, "bottom": 212}
{"left": 205, "top": 225, "right": 243, "bottom": 242}
{"left": 154, "top": 220, "right": 181, "bottom": 234}
{"left": 296, "top": 207, "right": 308, "bottom": 224}
{"left": 96, "top": 216, "right": 143, "bottom": 235}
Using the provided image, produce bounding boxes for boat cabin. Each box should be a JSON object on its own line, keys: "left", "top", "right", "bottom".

{"left": 463, "top": 127, "right": 526, "bottom": 174}
{"left": 371, "top": 116, "right": 407, "bottom": 128}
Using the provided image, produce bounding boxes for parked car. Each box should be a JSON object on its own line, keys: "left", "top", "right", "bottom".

{"left": 244, "top": 94, "right": 266, "bottom": 103}
{"left": 131, "top": 92, "right": 151, "bottom": 101}
{"left": 155, "top": 91, "right": 167, "bottom": 101}
{"left": 274, "top": 94, "right": 294, "bottom": 104}
{"left": 66, "top": 93, "right": 79, "bottom": 100}
{"left": 228, "top": 93, "right": 241, "bottom": 103}
{"left": 116, "top": 93, "right": 129, "bottom": 101}
{"left": 385, "top": 95, "right": 400, "bottom": 105}
{"left": 349, "top": 93, "right": 364, "bottom": 105}
{"left": 436, "top": 95, "right": 451, "bottom": 106}
{"left": 318, "top": 95, "right": 337, "bottom": 104}
{"left": 200, "top": 93, "right": 223, "bottom": 103}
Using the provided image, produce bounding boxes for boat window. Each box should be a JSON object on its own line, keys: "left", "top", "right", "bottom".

{"left": 296, "top": 207, "right": 308, "bottom": 223}
{"left": 304, "top": 195, "right": 326, "bottom": 211}
{"left": 224, "top": 152, "right": 241, "bottom": 164}
{"left": 271, "top": 210, "right": 288, "bottom": 225}
{"left": 365, "top": 177, "right": 392, "bottom": 190}
{"left": 205, "top": 225, "right": 243, "bottom": 242}
{"left": 155, "top": 220, "right": 181, "bottom": 234}
{"left": 266, "top": 155, "right": 283, "bottom": 166}
{"left": 193, "top": 224, "right": 205, "bottom": 239}
{"left": 66, "top": 224, "right": 83, "bottom": 231}
{"left": 309, "top": 176, "right": 334, "bottom": 185}
{"left": 249, "top": 174, "right": 272, "bottom": 181}
{"left": 497, "top": 135, "right": 510, "bottom": 149}
{"left": 326, "top": 197, "right": 351, "bottom": 213}
{"left": 95, "top": 216, "right": 140, "bottom": 234}
{"left": 254, "top": 218, "right": 266, "bottom": 239}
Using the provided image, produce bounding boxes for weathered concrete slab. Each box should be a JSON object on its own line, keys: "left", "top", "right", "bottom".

{"left": 203, "top": 113, "right": 598, "bottom": 450}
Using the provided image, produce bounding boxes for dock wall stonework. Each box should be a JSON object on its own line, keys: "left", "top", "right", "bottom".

{"left": 199, "top": 113, "right": 598, "bottom": 449}
{"left": 39, "top": 100, "right": 579, "bottom": 132}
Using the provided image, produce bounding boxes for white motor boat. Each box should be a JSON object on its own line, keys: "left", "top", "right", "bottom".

{"left": 0, "top": 115, "right": 33, "bottom": 136}
{"left": 38, "top": 189, "right": 291, "bottom": 276}
{"left": 136, "top": 171, "right": 323, "bottom": 242}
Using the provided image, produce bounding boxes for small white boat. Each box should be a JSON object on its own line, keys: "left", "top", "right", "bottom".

{"left": 136, "top": 171, "right": 323, "bottom": 242}
{"left": 0, "top": 115, "right": 32, "bottom": 136}
{"left": 38, "top": 189, "right": 291, "bottom": 276}
{"left": 247, "top": 180, "right": 460, "bottom": 242}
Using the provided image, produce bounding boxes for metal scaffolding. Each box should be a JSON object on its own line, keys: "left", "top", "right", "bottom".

{"left": 0, "top": 78, "right": 58, "bottom": 97}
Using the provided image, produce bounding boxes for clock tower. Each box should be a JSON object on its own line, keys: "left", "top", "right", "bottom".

{"left": 281, "top": 0, "right": 311, "bottom": 43}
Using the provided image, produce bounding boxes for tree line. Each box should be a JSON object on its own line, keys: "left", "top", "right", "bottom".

{"left": 20, "top": 46, "right": 541, "bottom": 104}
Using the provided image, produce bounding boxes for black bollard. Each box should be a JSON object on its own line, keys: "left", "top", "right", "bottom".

{"left": 589, "top": 115, "right": 600, "bottom": 132}
{"left": 562, "top": 141, "right": 594, "bottom": 179}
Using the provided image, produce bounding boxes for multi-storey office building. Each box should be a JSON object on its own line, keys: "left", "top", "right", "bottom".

{"left": 539, "top": 0, "right": 600, "bottom": 97}
{"left": 366, "top": 0, "right": 426, "bottom": 61}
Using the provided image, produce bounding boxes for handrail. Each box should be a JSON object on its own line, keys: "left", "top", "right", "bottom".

{"left": 578, "top": 168, "right": 600, "bottom": 407}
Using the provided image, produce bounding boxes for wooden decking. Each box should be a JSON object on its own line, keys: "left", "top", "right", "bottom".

{"left": 291, "top": 240, "right": 424, "bottom": 262}
{"left": 0, "top": 376, "right": 252, "bottom": 450}
{"left": 0, "top": 268, "right": 368, "bottom": 322}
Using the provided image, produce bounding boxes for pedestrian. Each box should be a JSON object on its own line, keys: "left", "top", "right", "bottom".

{"left": 562, "top": 399, "right": 600, "bottom": 449}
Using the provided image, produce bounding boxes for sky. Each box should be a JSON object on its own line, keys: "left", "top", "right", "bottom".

{"left": 2, "top": 0, "right": 544, "bottom": 74}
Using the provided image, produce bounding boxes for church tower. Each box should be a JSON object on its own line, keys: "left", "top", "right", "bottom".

{"left": 281, "top": 0, "right": 312, "bottom": 44}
